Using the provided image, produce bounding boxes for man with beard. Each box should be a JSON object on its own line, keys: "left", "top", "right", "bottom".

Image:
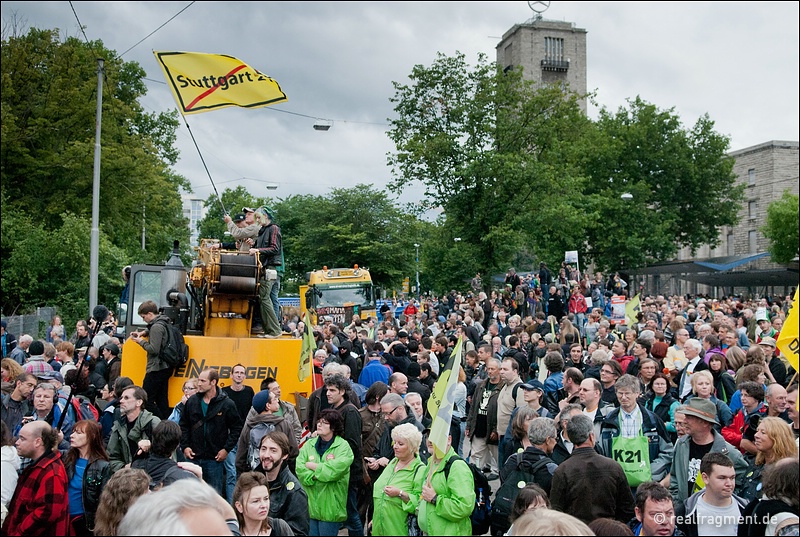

{"left": 256, "top": 430, "right": 309, "bottom": 536}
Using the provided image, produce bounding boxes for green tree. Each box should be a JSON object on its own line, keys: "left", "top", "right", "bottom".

{"left": 387, "top": 52, "right": 594, "bottom": 277}
{"left": 1, "top": 27, "right": 189, "bottom": 315}
{"left": 583, "top": 97, "right": 744, "bottom": 271}
{"left": 761, "top": 190, "right": 799, "bottom": 264}
{"left": 276, "top": 185, "right": 417, "bottom": 291}
{"left": 1, "top": 210, "right": 127, "bottom": 324}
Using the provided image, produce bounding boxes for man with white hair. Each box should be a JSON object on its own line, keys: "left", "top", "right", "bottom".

{"left": 9, "top": 334, "right": 31, "bottom": 366}
{"left": 677, "top": 339, "right": 708, "bottom": 402}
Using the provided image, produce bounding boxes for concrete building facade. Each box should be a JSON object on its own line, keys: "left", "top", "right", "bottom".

{"left": 496, "top": 18, "right": 588, "bottom": 113}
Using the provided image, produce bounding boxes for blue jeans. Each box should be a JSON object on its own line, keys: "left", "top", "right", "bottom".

{"left": 575, "top": 312, "right": 587, "bottom": 338}
{"left": 197, "top": 458, "right": 225, "bottom": 497}
{"left": 309, "top": 519, "right": 341, "bottom": 536}
{"left": 224, "top": 445, "right": 237, "bottom": 503}
{"left": 542, "top": 287, "right": 550, "bottom": 314}
{"left": 344, "top": 485, "right": 364, "bottom": 536}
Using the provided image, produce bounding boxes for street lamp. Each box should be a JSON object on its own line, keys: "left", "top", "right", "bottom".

{"left": 413, "top": 243, "right": 420, "bottom": 300}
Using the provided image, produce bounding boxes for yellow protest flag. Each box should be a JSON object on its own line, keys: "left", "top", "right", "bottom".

{"left": 625, "top": 293, "right": 641, "bottom": 327}
{"left": 427, "top": 338, "right": 463, "bottom": 459}
{"left": 153, "top": 51, "right": 287, "bottom": 115}
{"left": 298, "top": 311, "right": 314, "bottom": 383}
{"left": 776, "top": 287, "right": 799, "bottom": 376}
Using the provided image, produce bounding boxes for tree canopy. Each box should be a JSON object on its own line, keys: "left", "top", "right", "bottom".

{"left": 195, "top": 184, "right": 420, "bottom": 294}
{"left": 387, "top": 51, "right": 744, "bottom": 289}
{"left": 1, "top": 27, "right": 188, "bottom": 319}
{"left": 761, "top": 190, "right": 799, "bottom": 264}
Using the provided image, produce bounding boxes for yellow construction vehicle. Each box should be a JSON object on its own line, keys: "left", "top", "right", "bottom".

{"left": 299, "top": 265, "right": 377, "bottom": 325}
{"left": 120, "top": 240, "right": 312, "bottom": 409}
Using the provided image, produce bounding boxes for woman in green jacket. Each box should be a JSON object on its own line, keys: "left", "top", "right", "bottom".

{"left": 417, "top": 435, "right": 476, "bottom": 536}
{"left": 371, "top": 423, "right": 424, "bottom": 536}
{"left": 296, "top": 408, "right": 354, "bottom": 536}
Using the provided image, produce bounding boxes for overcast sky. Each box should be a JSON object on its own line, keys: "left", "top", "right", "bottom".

{"left": 2, "top": 1, "right": 798, "bottom": 209}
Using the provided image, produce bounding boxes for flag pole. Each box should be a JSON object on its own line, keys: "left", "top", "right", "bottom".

{"left": 181, "top": 116, "right": 227, "bottom": 215}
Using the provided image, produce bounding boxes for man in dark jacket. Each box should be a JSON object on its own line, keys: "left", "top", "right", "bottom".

{"left": 249, "top": 207, "right": 283, "bottom": 337}
{"left": 256, "top": 430, "right": 309, "bottom": 536}
{"left": 466, "top": 357, "right": 502, "bottom": 479}
{"left": 406, "top": 362, "right": 431, "bottom": 408}
{"left": 550, "top": 414, "right": 635, "bottom": 524}
{"left": 180, "top": 367, "right": 242, "bottom": 497}
{"left": 129, "top": 300, "right": 174, "bottom": 419}
{"left": 132, "top": 420, "right": 198, "bottom": 488}
{"left": 325, "top": 373, "right": 364, "bottom": 536}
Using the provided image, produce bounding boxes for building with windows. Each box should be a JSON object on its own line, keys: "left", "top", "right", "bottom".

{"left": 496, "top": 16, "right": 588, "bottom": 112}
{"left": 496, "top": 11, "right": 797, "bottom": 299}
{"left": 634, "top": 140, "right": 798, "bottom": 298}
{"left": 182, "top": 196, "right": 207, "bottom": 247}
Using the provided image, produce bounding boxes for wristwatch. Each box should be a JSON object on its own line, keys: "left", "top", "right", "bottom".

{"left": 430, "top": 494, "right": 438, "bottom": 505}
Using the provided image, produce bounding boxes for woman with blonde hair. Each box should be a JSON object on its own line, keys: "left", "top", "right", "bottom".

{"left": 510, "top": 509, "right": 593, "bottom": 536}
{"left": 233, "top": 472, "right": 292, "bottom": 536}
{"left": 93, "top": 468, "right": 151, "bottom": 536}
{"left": 687, "top": 370, "right": 733, "bottom": 427}
{"left": 371, "top": 423, "right": 424, "bottom": 536}
{"left": 739, "top": 417, "right": 799, "bottom": 502}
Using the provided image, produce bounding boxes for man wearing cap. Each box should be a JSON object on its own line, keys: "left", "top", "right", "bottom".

{"left": 235, "top": 390, "right": 298, "bottom": 475}
{"left": 249, "top": 207, "right": 283, "bottom": 338}
{"left": 668, "top": 397, "right": 747, "bottom": 504}
{"left": 224, "top": 207, "right": 260, "bottom": 250}
{"left": 22, "top": 341, "right": 54, "bottom": 378}
{"left": 758, "top": 337, "right": 788, "bottom": 386}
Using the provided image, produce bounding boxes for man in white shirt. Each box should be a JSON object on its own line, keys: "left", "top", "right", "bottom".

{"left": 679, "top": 452, "right": 747, "bottom": 536}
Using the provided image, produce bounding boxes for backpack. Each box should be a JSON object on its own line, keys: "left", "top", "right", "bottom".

{"left": 443, "top": 455, "right": 492, "bottom": 536}
{"left": 490, "top": 453, "right": 552, "bottom": 535}
{"left": 71, "top": 395, "right": 100, "bottom": 422}
{"left": 247, "top": 422, "right": 277, "bottom": 471}
{"left": 155, "top": 318, "right": 189, "bottom": 368}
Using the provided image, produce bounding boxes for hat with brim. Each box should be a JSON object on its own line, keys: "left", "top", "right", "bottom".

{"left": 242, "top": 207, "right": 256, "bottom": 214}
{"left": 758, "top": 336, "right": 777, "bottom": 348}
{"left": 680, "top": 397, "right": 719, "bottom": 425}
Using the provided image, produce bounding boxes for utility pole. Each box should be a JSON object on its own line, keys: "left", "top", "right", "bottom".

{"left": 89, "top": 57, "right": 104, "bottom": 315}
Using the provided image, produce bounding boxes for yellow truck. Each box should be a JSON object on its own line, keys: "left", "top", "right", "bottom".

{"left": 120, "top": 240, "right": 312, "bottom": 408}
{"left": 299, "top": 265, "right": 377, "bottom": 325}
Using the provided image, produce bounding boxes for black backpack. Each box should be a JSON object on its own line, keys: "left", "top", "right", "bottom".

{"left": 443, "top": 455, "right": 492, "bottom": 536}
{"left": 155, "top": 318, "right": 189, "bottom": 368}
{"left": 490, "top": 453, "right": 552, "bottom": 535}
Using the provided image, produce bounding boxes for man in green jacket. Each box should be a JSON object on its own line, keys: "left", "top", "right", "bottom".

{"left": 107, "top": 385, "right": 161, "bottom": 474}
{"left": 669, "top": 397, "right": 747, "bottom": 504}
{"left": 418, "top": 435, "right": 475, "bottom": 536}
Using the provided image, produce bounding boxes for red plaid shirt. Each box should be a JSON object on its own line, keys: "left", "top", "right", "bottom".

{"left": 1, "top": 450, "right": 70, "bottom": 536}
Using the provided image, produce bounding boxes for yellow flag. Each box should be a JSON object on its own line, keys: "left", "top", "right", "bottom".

{"left": 298, "top": 311, "right": 314, "bottom": 382}
{"left": 776, "top": 287, "right": 799, "bottom": 376}
{"left": 427, "top": 338, "right": 463, "bottom": 459}
{"left": 625, "top": 293, "right": 641, "bottom": 327}
{"left": 154, "top": 51, "right": 287, "bottom": 115}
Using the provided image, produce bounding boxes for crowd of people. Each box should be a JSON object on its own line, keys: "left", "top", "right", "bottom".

{"left": 0, "top": 268, "right": 798, "bottom": 536}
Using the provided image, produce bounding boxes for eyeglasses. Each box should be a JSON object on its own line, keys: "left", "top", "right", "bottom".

{"left": 382, "top": 406, "right": 402, "bottom": 418}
